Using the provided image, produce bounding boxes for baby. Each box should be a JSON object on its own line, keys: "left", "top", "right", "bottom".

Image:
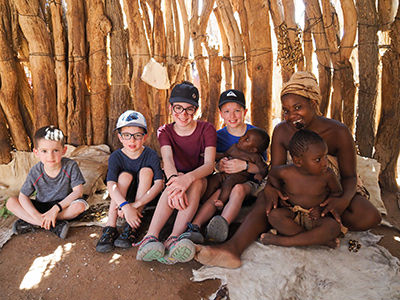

{"left": 203, "top": 128, "right": 269, "bottom": 209}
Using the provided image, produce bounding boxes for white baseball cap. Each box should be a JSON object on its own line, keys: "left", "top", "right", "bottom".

{"left": 114, "top": 110, "right": 147, "bottom": 133}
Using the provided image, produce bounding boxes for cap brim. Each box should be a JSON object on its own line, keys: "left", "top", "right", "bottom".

{"left": 169, "top": 97, "right": 199, "bottom": 107}
{"left": 114, "top": 122, "right": 147, "bottom": 133}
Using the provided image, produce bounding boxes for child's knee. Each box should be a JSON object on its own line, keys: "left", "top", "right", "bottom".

{"left": 118, "top": 172, "right": 134, "bottom": 186}
{"left": 231, "top": 184, "right": 247, "bottom": 198}
{"left": 267, "top": 208, "right": 285, "bottom": 226}
{"left": 138, "top": 167, "right": 153, "bottom": 179}
{"left": 6, "top": 196, "right": 18, "bottom": 211}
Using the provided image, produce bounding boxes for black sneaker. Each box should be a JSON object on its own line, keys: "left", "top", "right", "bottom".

{"left": 49, "top": 221, "right": 70, "bottom": 239}
{"left": 179, "top": 222, "right": 204, "bottom": 244}
{"left": 12, "top": 219, "right": 36, "bottom": 235}
{"left": 96, "top": 226, "right": 118, "bottom": 253}
{"left": 114, "top": 223, "right": 136, "bottom": 248}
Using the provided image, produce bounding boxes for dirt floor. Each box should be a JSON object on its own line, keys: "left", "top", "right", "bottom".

{"left": 0, "top": 192, "right": 399, "bottom": 300}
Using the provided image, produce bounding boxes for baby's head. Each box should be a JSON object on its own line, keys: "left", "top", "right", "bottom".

{"left": 288, "top": 129, "right": 328, "bottom": 174}
{"left": 237, "top": 128, "right": 270, "bottom": 154}
{"left": 34, "top": 126, "right": 65, "bottom": 148}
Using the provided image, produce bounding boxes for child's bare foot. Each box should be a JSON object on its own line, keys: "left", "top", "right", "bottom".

{"left": 259, "top": 232, "right": 280, "bottom": 245}
{"left": 195, "top": 244, "right": 241, "bottom": 269}
{"left": 214, "top": 200, "right": 224, "bottom": 210}
{"left": 324, "top": 238, "right": 340, "bottom": 249}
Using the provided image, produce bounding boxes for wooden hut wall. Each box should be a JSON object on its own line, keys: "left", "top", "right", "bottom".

{"left": 0, "top": 0, "right": 399, "bottom": 191}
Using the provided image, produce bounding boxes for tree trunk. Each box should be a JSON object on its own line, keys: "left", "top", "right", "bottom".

{"left": 205, "top": 46, "right": 222, "bottom": 127}
{"left": 217, "top": 0, "right": 246, "bottom": 93}
{"left": 123, "top": 0, "right": 152, "bottom": 136}
{"left": 0, "top": 0, "right": 30, "bottom": 151}
{"left": 49, "top": 0, "right": 68, "bottom": 135}
{"left": 174, "top": 0, "right": 190, "bottom": 84}
{"left": 303, "top": 0, "right": 332, "bottom": 115}
{"left": 105, "top": 0, "right": 131, "bottom": 151}
{"left": 14, "top": 0, "right": 57, "bottom": 130}
{"left": 214, "top": 7, "right": 232, "bottom": 91}
{"left": 374, "top": 10, "right": 400, "bottom": 191}
{"left": 190, "top": 0, "right": 214, "bottom": 112}
{"left": 355, "top": 0, "right": 379, "bottom": 157}
{"left": 86, "top": 0, "right": 111, "bottom": 145}
{"left": 303, "top": 16, "right": 313, "bottom": 72}
{"left": 245, "top": 0, "right": 273, "bottom": 133}
{"left": 65, "top": 0, "right": 87, "bottom": 145}
{"left": 0, "top": 107, "right": 12, "bottom": 163}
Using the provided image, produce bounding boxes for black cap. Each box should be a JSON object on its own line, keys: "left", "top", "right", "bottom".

{"left": 169, "top": 82, "right": 199, "bottom": 107}
{"left": 218, "top": 89, "right": 246, "bottom": 108}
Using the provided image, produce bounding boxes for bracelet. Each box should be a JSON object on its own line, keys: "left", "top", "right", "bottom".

{"left": 56, "top": 203, "right": 63, "bottom": 212}
{"left": 118, "top": 201, "right": 129, "bottom": 210}
{"left": 166, "top": 174, "right": 178, "bottom": 183}
{"left": 244, "top": 161, "right": 249, "bottom": 171}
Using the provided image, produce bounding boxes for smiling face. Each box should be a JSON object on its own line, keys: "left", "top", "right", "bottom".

{"left": 170, "top": 102, "right": 197, "bottom": 128}
{"left": 281, "top": 94, "right": 317, "bottom": 130}
{"left": 118, "top": 126, "right": 146, "bottom": 155}
{"left": 219, "top": 102, "right": 247, "bottom": 129}
{"left": 295, "top": 142, "right": 328, "bottom": 176}
{"left": 34, "top": 139, "right": 67, "bottom": 169}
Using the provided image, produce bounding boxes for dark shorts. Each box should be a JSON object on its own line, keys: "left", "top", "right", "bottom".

{"left": 32, "top": 200, "right": 62, "bottom": 214}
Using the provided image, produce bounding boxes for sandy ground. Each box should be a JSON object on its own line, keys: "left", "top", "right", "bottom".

{"left": 0, "top": 192, "right": 399, "bottom": 300}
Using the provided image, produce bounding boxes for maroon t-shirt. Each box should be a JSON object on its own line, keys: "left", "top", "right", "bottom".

{"left": 157, "top": 121, "right": 217, "bottom": 173}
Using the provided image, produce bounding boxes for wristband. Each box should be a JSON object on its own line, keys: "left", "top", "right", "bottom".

{"left": 244, "top": 161, "right": 249, "bottom": 171}
{"left": 166, "top": 174, "right": 178, "bottom": 183}
{"left": 56, "top": 203, "right": 63, "bottom": 212}
{"left": 118, "top": 201, "right": 129, "bottom": 210}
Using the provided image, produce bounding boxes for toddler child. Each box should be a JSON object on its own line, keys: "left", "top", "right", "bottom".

{"left": 135, "top": 82, "right": 216, "bottom": 264}
{"left": 7, "top": 126, "right": 87, "bottom": 239}
{"left": 96, "top": 110, "right": 164, "bottom": 253}
{"left": 259, "top": 129, "right": 343, "bottom": 248}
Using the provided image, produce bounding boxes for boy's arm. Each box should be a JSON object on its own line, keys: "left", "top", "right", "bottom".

{"left": 161, "top": 145, "right": 179, "bottom": 180}
{"left": 41, "top": 184, "right": 84, "bottom": 229}
{"left": 326, "top": 169, "right": 343, "bottom": 197}
{"left": 132, "top": 179, "right": 164, "bottom": 208}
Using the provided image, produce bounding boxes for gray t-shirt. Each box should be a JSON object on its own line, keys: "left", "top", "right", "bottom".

{"left": 21, "top": 157, "right": 86, "bottom": 203}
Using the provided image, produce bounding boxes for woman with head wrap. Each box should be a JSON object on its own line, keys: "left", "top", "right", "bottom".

{"left": 195, "top": 71, "right": 381, "bottom": 269}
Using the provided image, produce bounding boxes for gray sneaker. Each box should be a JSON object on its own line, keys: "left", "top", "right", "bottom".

{"left": 206, "top": 215, "right": 229, "bottom": 243}
{"left": 49, "top": 221, "right": 70, "bottom": 239}
{"left": 179, "top": 222, "right": 204, "bottom": 244}
{"left": 12, "top": 219, "right": 36, "bottom": 235}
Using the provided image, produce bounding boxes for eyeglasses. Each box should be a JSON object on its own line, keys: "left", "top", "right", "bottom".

{"left": 119, "top": 132, "right": 145, "bottom": 140}
{"left": 172, "top": 104, "right": 197, "bottom": 115}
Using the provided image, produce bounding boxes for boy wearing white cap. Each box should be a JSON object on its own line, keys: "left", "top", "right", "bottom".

{"left": 96, "top": 110, "right": 164, "bottom": 253}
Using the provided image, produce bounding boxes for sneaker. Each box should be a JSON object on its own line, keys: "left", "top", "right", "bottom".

{"left": 206, "top": 215, "right": 229, "bottom": 243}
{"left": 12, "top": 219, "right": 36, "bottom": 235}
{"left": 158, "top": 236, "right": 195, "bottom": 264}
{"left": 49, "top": 221, "right": 70, "bottom": 239}
{"left": 114, "top": 223, "right": 136, "bottom": 248}
{"left": 179, "top": 222, "right": 204, "bottom": 244}
{"left": 136, "top": 235, "right": 165, "bottom": 261}
{"left": 96, "top": 226, "right": 118, "bottom": 253}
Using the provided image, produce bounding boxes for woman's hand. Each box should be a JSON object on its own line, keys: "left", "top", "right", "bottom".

{"left": 41, "top": 206, "right": 59, "bottom": 230}
{"left": 219, "top": 158, "right": 246, "bottom": 174}
{"left": 320, "top": 196, "right": 348, "bottom": 224}
{"left": 263, "top": 183, "right": 289, "bottom": 215}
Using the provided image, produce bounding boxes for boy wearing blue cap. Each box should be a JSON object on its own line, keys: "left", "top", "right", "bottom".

{"left": 96, "top": 110, "right": 164, "bottom": 253}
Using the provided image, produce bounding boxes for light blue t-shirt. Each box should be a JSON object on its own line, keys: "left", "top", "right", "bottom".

{"left": 216, "top": 124, "right": 267, "bottom": 160}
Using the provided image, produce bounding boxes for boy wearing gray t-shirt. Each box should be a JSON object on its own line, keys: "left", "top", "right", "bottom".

{"left": 7, "top": 126, "right": 87, "bottom": 239}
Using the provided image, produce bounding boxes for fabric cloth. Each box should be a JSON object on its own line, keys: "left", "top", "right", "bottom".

{"left": 281, "top": 71, "right": 322, "bottom": 113}
{"left": 106, "top": 147, "right": 163, "bottom": 184}
{"left": 20, "top": 157, "right": 85, "bottom": 203}
{"left": 291, "top": 205, "right": 314, "bottom": 231}
{"left": 157, "top": 121, "right": 217, "bottom": 173}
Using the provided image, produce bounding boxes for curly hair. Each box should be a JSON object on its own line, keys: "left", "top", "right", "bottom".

{"left": 288, "top": 129, "right": 325, "bottom": 158}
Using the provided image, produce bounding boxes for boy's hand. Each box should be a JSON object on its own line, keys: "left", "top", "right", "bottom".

{"left": 220, "top": 158, "right": 246, "bottom": 174}
{"left": 166, "top": 173, "right": 193, "bottom": 196}
{"left": 214, "top": 199, "right": 224, "bottom": 210}
{"left": 309, "top": 206, "right": 322, "bottom": 220}
{"left": 320, "top": 196, "right": 346, "bottom": 224}
{"left": 122, "top": 205, "right": 142, "bottom": 229}
{"left": 41, "top": 206, "right": 59, "bottom": 230}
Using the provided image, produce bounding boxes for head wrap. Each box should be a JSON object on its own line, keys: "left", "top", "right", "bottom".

{"left": 281, "top": 71, "right": 322, "bottom": 115}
